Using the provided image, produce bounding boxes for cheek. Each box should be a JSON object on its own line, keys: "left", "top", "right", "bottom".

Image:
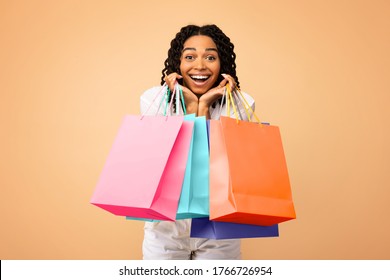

{"left": 178, "top": 59, "right": 183, "bottom": 74}
{"left": 179, "top": 59, "right": 189, "bottom": 73}
{"left": 211, "top": 63, "right": 221, "bottom": 80}
{"left": 212, "top": 62, "right": 221, "bottom": 74}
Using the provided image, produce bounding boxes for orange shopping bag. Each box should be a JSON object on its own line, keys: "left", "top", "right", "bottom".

{"left": 209, "top": 87, "right": 296, "bottom": 226}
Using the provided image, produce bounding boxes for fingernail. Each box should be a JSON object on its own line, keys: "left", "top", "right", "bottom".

{"left": 221, "top": 73, "right": 227, "bottom": 78}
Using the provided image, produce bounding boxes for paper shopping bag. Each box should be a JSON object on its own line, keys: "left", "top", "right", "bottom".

{"left": 176, "top": 115, "right": 209, "bottom": 219}
{"left": 209, "top": 117, "right": 296, "bottom": 226}
{"left": 90, "top": 114, "right": 194, "bottom": 221}
{"left": 125, "top": 114, "right": 208, "bottom": 221}
{"left": 190, "top": 218, "right": 279, "bottom": 239}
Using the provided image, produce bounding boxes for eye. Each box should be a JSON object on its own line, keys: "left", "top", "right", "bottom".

{"left": 184, "top": 55, "right": 195, "bottom": 61}
{"left": 206, "top": 55, "right": 217, "bottom": 61}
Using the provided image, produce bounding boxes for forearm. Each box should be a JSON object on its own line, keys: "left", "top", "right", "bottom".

{"left": 197, "top": 102, "right": 211, "bottom": 119}
{"left": 185, "top": 102, "right": 198, "bottom": 115}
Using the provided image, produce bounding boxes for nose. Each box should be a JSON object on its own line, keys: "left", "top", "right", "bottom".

{"left": 194, "top": 58, "right": 206, "bottom": 70}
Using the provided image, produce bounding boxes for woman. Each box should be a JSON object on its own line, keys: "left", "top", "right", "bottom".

{"left": 140, "top": 24, "right": 255, "bottom": 260}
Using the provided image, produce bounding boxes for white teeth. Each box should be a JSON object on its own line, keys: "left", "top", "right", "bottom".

{"left": 191, "top": 75, "right": 209, "bottom": 80}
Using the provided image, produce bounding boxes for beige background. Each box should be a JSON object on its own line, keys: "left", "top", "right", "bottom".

{"left": 1, "top": 0, "right": 389, "bottom": 260}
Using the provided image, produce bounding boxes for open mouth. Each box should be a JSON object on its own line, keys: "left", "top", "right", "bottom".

{"left": 190, "top": 75, "right": 210, "bottom": 82}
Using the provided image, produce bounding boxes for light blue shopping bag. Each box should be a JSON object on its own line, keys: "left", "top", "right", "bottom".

{"left": 176, "top": 115, "right": 209, "bottom": 219}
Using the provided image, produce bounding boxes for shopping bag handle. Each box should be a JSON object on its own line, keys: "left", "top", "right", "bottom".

{"left": 218, "top": 86, "right": 241, "bottom": 121}
{"left": 234, "top": 87, "right": 261, "bottom": 124}
{"left": 141, "top": 83, "right": 168, "bottom": 119}
{"left": 223, "top": 84, "right": 262, "bottom": 125}
{"left": 164, "top": 83, "right": 187, "bottom": 116}
{"left": 141, "top": 82, "right": 187, "bottom": 119}
{"left": 226, "top": 84, "right": 239, "bottom": 122}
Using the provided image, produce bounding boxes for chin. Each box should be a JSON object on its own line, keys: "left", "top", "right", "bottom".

{"left": 190, "top": 89, "right": 208, "bottom": 96}
{"left": 188, "top": 83, "right": 214, "bottom": 94}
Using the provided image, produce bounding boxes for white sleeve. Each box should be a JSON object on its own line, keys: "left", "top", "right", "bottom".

{"left": 236, "top": 91, "right": 255, "bottom": 121}
{"left": 140, "top": 86, "right": 165, "bottom": 116}
{"left": 211, "top": 91, "right": 256, "bottom": 121}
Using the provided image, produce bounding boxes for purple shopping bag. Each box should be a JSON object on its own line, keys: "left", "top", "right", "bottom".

{"left": 190, "top": 217, "right": 279, "bottom": 239}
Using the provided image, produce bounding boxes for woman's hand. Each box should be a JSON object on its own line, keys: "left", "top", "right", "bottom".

{"left": 198, "top": 74, "right": 236, "bottom": 117}
{"left": 164, "top": 73, "right": 198, "bottom": 114}
{"left": 164, "top": 73, "right": 237, "bottom": 118}
{"left": 164, "top": 72, "right": 182, "bottom": 92}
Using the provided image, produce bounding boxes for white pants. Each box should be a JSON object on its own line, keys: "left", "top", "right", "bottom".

{"left": 143, "top": 219, "right": 241, "bottom": 260}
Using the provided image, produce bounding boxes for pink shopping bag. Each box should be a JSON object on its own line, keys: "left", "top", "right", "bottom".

{"left": 90, "top": 114, "right": 194, "bottom": 221}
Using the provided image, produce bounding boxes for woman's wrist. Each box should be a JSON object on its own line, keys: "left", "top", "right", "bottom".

{"left": 197, "top": 102, "right": 210, "bottom": 118}
{"left": 185, "top": 101, "right": 198, "bottom": 115}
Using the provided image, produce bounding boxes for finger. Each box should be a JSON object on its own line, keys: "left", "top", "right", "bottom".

{"left": 218, "top": 78, "right": 228, "bottom": 88}
{"left": 164, "top": 73, "right": 182, "bottom": 90}
{"left": 165, "top": 73, "right": 182, "bottom": 81}
{"left": 221, "top": 73, "right": 236, "bottom": 89}
{"left": 168, "top": 73, "right": 182, "bottom": 80}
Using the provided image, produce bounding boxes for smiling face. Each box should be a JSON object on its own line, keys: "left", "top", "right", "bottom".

{"left": 179, "top": 35, "right": 221, "bottom": 95}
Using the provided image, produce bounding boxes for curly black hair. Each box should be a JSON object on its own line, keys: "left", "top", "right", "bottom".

{"left": 160, "top": 24, "right": 240, "bottom": 90}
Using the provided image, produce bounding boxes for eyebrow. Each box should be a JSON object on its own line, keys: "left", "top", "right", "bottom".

{"left": 182, "top": 47, "right": 218, "bottom": 53}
